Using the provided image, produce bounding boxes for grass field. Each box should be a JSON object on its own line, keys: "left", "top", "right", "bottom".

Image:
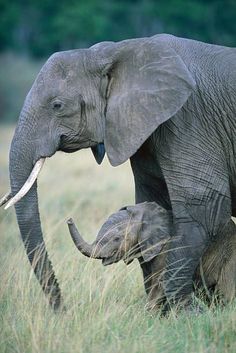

{"left": 0, "top": 125, "right": 236, "bottom": 353}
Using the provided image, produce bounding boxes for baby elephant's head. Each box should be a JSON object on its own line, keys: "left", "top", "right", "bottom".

{"left": 67, "top": 202, "right": 172, "bottom": 265}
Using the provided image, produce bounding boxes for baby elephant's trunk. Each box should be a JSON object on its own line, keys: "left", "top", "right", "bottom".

{"left": 67, "top": 218, "right": 100, "bottom": 258}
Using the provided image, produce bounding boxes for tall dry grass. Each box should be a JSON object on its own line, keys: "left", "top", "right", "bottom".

{"left": 0, "top": 125, "right": 236, "bottom": 353}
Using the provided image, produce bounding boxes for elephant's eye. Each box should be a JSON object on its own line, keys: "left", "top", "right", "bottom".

{"left": 54, "top": 102, "right": 62, "bottom": 109}
{"left": 52, "top": 100, "right": 63, "bottom": 111}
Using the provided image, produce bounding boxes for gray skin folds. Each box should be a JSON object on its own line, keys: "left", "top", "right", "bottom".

{"left": 68, "top": 202, "right": 236, "bottom": 310}
{"left": 7, "top": 33, "right": 236, "bottom": 309}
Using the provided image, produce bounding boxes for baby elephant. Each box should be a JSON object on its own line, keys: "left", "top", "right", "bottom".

{"left": 67, "top": 202, "right": 236, "bottom": 309}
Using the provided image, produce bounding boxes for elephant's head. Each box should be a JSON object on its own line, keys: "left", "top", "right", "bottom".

{"left": 2, "top": 34, "right": 195, "bottom": 307}
{"left": 67, "top": 202, "right": 173, "bottom": 265}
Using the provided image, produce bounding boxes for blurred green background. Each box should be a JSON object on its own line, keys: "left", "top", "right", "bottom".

{"left": 0, "top": 0, "right": 236, "bottom": 123}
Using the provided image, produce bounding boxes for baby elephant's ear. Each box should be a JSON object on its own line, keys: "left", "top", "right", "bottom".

{"left": 135, "top": 202, "right": 172, "bottom": 262}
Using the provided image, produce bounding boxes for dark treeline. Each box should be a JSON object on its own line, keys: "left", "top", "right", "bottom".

{"left": 1, "top": 0, "right": 236, "bottom": 58}
{"left": 0, "top": 0, "right": 235, "bottom": 123}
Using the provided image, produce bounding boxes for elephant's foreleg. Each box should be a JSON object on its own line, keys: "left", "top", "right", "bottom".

{"left": 139, "top": 259, "right": 153, "bottom": 294}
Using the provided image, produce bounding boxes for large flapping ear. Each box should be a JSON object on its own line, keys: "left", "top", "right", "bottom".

{"left": 98, "top": 35, "right": 196, "bottom": 166}
{"left": 126, "top": 202, "right": 173, "bottom": 262}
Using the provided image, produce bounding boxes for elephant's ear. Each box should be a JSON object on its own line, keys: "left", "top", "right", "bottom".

{"left": 103, "top": 36, "right": 196, "bottom": 166}
{"left": 127, "top": 202, "right": 172, "bottom": 263}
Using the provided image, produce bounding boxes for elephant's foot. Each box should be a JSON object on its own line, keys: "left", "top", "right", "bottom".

{"left": 172, "top": 294, "right": 206, "bottom": 316}
{"left": 145, "top": 296, "right": 171, "bottom": 317}
{"left": 145, "top": 298, "right": 165, "bottom": 313}
{"left": 145, "top": 295, "right": 205, "bottom": 317}
{"left": 47, "top": 285, "right": 62, "bottom": 311}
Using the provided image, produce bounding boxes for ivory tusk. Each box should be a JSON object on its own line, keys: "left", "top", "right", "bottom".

{"left": 0, "top": 192, "right": 12, "bottom": 207}
{"left": 4, "top": 158, "right": 45, "bottom": 210}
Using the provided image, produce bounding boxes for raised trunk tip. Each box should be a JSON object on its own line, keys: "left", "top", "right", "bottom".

{"left": 67, "top": 218, "right": 98, "bottom": 258}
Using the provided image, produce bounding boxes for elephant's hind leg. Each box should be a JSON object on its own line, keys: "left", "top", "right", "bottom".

{"left": 217, "top": 256, "right": 236, "bottom": 302}
{"left": 163, "top": 192, "right": 232, "bottom": 310}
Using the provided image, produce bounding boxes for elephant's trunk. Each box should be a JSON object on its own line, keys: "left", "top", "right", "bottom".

{"left": 9, "top": 110, "right": 61, "bottom": 309}
{"left": 67, "top": 218, "right": 100, "bottom": 258}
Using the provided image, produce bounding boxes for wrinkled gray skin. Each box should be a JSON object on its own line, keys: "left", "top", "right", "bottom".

{"left": 67, "top": 202, "right": 173, "bottom": 266}
{"left": 9, "top": 33, "right": 236, "bottom": 309}
{"left": 68, "top": 202, "right": 236, "bottom": 310}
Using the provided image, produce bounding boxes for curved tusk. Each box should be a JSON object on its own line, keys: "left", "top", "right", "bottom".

{"left": 0, "top": 192, "right": 12, "bottom": 207}
{"left": 5, "top": 158, "right": 45, "bottom": 210}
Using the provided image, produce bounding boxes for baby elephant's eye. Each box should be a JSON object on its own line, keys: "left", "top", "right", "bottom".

{"left": 113, "top": 236, "right": 120, "bottom": 242}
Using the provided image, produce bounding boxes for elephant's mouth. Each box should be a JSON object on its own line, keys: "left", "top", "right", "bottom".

{"left": 59, "top": 134, "right": 96, "bottom": 153}
{"left": 102, "top": 255, "right": 122, "bottom": 266}
{"left": 59, "top": 138, "right": 82, "bottom": 153}
{"left": 102, "top": 259, "right": 112, "bottom": 266}
{"left": 59, "top": 145, "right": 81, "bottom": 153}
{"left": 101, "top": 245, "right": 140, "bottom": 266}
{"left": 102, "top": 255, "right": 135, "bottom": 266}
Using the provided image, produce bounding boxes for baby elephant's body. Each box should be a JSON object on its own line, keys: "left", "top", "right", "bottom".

{"left": 67, "top": 202, "right": 236, "bottom": 310}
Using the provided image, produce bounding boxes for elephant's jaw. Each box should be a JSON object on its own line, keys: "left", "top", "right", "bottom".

{"left": 59, "top": 139, "right": 106, "bottom": 164}
{"left": 101, "top": 244, "right": 141, "bottom": 266}
{"left": 102, "top": 253, "right": 135, "bottom": 266}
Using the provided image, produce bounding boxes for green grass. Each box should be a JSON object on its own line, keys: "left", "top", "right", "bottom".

{"left": 0, "top": 125, "right": 236, "bottom": 353}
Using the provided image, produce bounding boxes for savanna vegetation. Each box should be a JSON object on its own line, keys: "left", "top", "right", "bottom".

{"left": 1, "top": 127, "right": 236, "bottom": 353}
{"left": 1, "top": 1, "right": 236, "bottom": 352}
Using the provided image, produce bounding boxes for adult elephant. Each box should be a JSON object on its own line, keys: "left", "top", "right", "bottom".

{"left": 2, "top": 34, "right": 236, "bottom": 310}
